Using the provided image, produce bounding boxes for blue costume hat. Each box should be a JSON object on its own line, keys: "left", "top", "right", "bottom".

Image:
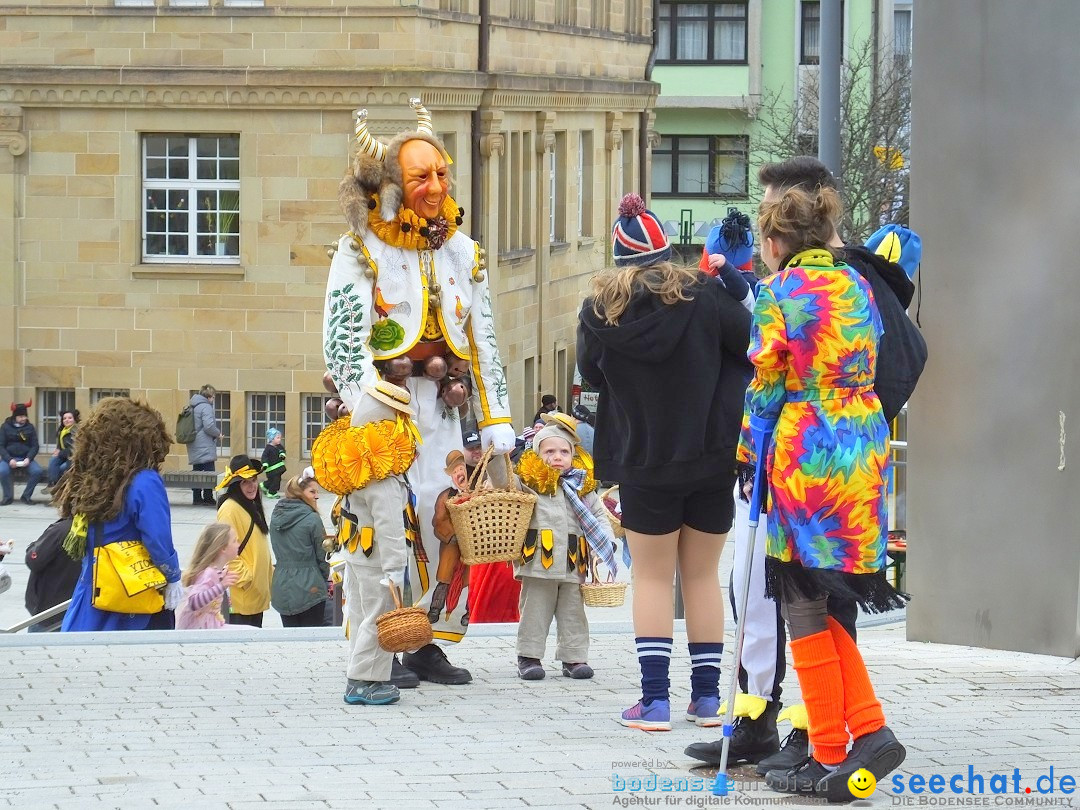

{"left": 865, "top": 224, "right": 922, "bottom": 280}
{"left": 705, "top": 207, "right": 755, "bottom": 270}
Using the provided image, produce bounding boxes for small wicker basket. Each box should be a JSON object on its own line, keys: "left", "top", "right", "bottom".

{"left": 600, "top": 485, "right": 625, "bottom": 539}
{"left": 447, "top": 447, "right": 537, "bottom": 566}
{"left": 580, "top": 555, "right": 627, "bottom": 607}
{"left": 376, "top": 582, "right": 433, "bottom": 653}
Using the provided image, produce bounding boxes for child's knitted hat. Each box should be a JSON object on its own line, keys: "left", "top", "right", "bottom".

{"left": 705, "top": 207, "right": 755, "bottom": 271}
{"left": 533, "top": 412, "right": 580, "bottom": 451}
{"left": 266, "top": 427, "right": 282, "bottom": 442}
{"left": 612, "top": 193, "right": 672, "bottom": 267}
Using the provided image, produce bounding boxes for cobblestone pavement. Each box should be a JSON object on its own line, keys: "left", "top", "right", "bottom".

{"left": 2, "top": 623, "right": 1079, "bottom": 809}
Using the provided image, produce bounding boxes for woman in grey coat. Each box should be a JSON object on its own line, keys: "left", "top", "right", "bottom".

{"left": 269, "top": 468, "right": 330, "bottom": 627}
{"left": 186, "top": 385, "right": 221, "bottom": 505}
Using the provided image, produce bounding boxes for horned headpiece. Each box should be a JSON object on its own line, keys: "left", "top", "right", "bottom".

{"left": 10, "top": 399, "right": 31, "bottom": 414}
{"left": 341, "top": 97, "right": 453, "bottom": 227}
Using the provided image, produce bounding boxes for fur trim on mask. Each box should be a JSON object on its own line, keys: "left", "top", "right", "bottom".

{"left": 352, "top": 153, "right": 384, "bottom": 193}
{"left": 339, "top": 171, "right": 371, "bottom": 236}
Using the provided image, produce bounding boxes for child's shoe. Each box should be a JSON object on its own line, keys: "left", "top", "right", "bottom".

{"left": 685, "top": 696, "right": 722, "bottom": 727}
{"left": 561, "top": 662, "right": 594, "bottom": 679}
{"left": 343, "top": 679, "right": 400, "bottom": 705}
{"left": 517, "top": 656, "right": 545, "bottom": 680}
{"left": 618, "top": 698, "right": 671, "bottom": 731}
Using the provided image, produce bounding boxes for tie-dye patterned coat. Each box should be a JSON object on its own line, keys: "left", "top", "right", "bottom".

{"left": 736, "top": 248, "right": 905, "bottom": 611}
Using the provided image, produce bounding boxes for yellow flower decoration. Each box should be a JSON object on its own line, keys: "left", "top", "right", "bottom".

{"left": 516, "top": 449, "right": 597, "bottom": 496}
{"left": 311, "top": 416, "right": 417, "bottom": 495}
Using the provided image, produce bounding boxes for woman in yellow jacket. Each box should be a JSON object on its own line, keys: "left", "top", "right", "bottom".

{"left": 215, "top": 455, "right": 273, "bottom": 627}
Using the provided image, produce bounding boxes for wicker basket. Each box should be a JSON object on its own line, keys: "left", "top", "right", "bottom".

{"left": 600, "top": 485, "right": 625, "bottom": 539}
{"left": 376, "top": 582, "right": 433, "bottom": 653}
{"left": 581, "top": 581, "right": 628, "bottom": 607}
{"left": 447, "top": 447, "right": 537, "bottom": 566}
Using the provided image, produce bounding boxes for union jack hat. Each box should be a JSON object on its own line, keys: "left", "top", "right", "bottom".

{"left": 612, "top": 193, "right": 672, "bottom": 267}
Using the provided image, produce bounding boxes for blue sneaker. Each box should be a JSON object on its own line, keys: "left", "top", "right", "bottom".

{"left": 343, "top": 679, "right": 400, "bottom": 706}
{"left": 686, "top": 696, "right": 723, "bottom": 727}
{"left": 619, "top": 698, "right": 671, "bottom": 731}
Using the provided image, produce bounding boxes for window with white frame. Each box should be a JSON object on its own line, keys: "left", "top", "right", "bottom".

{"left": 91, "top": 389, "right": 130, "bottom": 404}
{"left": 894, "top": 8, "right": 912, "bottom": 65}
{"left": 578, "top": 131, "right": 594, "bottom": 237}
{"left": 302, "top": 394, "right": 331, "bottom": 460}
{"left": 800, "top": 1, "right": 845, "bottom": 65}
{"left": 143, "top": 134, "right": 239, "bottom": 263}
{"left": 36, "top": 389, "right": 76, "bottom": 449}
{"left": 652, "top": 135, "right": 749, "bottom": 198}
{"left": 247, "top": 392, "right": 285, "bottom": 456}
{"left": 549, "top": 133, "right": 567, "bottom": 244}
{"left": 656, "top": 2, "right": 748, "bottom": 64}
{"left": 190, "top": 388, "right": 231, "bottom": 457}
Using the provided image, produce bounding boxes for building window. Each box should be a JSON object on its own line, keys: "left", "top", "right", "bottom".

{"left": 509, "top": 0, "right": 533, "bottom": 20}
{"left": 36, "top": 389, "right": 76, "bottom": 449}
{"left": 656, "top": 2, "right": 748, "bottom": 64}
{"left": 578, "top": 131, "right": 595, "bottom": 237}
{"left": 625, "top": 0, "right": 642, "bottom": 34}
{"left": 555, "top": 0, "right": 575, "bottom": 25}
{"left": 549, "top": 133, "right": 567, "bottom": 243}
{"left": 143, "top": 134, "right": 240, "bottom": 263}
{"left": 801, "top": 1, "right": 845, "bottom": 65}
{"left": 91, "top": 389, "right": 130, "bottom": 404}
{"left": 591, "top": 0, "right": 609, "bottom": 29}
{"left": 247, "top": 392, "right": 285, "bottom": 456}
{"left": 894, "top": 8, "right": 912, "bottom": 65}
{"left": 652, "top": 135, "right": 749, "bottom": 198}
{"left": 302, "top": 394, "right": 330, "bottom": 460}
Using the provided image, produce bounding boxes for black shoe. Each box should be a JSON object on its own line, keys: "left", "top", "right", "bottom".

{"left": 685, "top": 700, "right": 782, "bottom": 766}
{"left": 764, "top": 757, "right": 835, "bottom": 796}
{"left": 402, "top": 644, "right": 471, "bottom": 685}
{"left": 390, "top": 655, "right": 420, "bottom": 689}
{"left": 755, "top": 727, "right": 810, "bottom": 776}
{"left": 823, "top": 726, "right": 907, "bottom": 802}
{"left": 561, "top": 662, "right": 594, "bottom": 679}
{"left": 0, "top": 498, "right": 12, "bottom": 506}
{"left": 20, "top": 496, "right": 33, "bottom": 505}
{"left": 517, "top": 656, "right": 545, "bottom": 680}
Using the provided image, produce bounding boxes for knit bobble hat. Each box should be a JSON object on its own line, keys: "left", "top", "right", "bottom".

{"left": 612, "top": 193, "right": 672, "bottom": 267}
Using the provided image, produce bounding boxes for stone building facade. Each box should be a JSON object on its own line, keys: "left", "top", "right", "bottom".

{"left": 0, "top": 0, "right": 655, "bottom": 470}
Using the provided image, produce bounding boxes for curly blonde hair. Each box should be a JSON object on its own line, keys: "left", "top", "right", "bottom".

{"left": 53, "top": 397, "right": 171, "bottom": 524}
{"left": 757, "top": 185, "right": 844, "bottom": 258}
{"left": 589, "top": 260, "right": 701, "bottom": 326}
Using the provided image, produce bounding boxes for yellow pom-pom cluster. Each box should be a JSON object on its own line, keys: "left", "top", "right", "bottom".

{"left": 516, "top": 449, "right": 597, "bottom": 497}
{"left": 311, "top": 416, "right": 417, "bottom": 495}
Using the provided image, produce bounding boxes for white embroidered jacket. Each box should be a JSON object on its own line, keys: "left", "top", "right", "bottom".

{"left": 323, "top": 227, "right": 511, "bottom": 428}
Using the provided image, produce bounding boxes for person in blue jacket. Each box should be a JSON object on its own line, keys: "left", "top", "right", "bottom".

{"left": 57, "top": 397, "right": 183, "bottom": 632}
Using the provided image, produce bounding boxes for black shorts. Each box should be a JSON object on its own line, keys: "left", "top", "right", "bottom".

{"left": 619, "top": 470, "right": 737, "bottom": 536}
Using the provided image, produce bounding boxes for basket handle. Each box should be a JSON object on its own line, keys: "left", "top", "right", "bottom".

{"left": 386, "top": 580, "right": 404, "bottom": 609}
{"left": 589, "top": 552, "right": 617, "bottom": 584}
{"left": 466, "top": 444, "right": 520, "bottom": 493}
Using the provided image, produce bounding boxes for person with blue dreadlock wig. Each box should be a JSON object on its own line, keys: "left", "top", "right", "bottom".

{"left": 700, "top": 207, "right": 757, "bottom": 312}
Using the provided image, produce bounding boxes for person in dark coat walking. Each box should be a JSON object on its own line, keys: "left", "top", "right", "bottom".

{"left": 577, "top": 193, "right": 752, "bottom": 732}
{"left": 185, "top": 385, "right": 221, "bottom": 505}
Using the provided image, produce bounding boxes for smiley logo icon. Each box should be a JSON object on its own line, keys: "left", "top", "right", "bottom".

{"left": 848, "top": 768, "right": 877, "bottom": 798}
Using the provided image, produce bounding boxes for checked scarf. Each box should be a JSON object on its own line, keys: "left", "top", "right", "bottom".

{"left": 559, "top": 468, "right": 617, "bottom": 576}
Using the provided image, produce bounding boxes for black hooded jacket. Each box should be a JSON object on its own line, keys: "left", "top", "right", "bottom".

{"left": 577, "top": 274, "right": 752, "bottom": 488}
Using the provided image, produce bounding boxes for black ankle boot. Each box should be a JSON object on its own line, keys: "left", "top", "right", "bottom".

{"left": 402, "top": 643, "right": 471, "bottom": 685}
{"left": 390, "top": 655, "right": 419, "bottom": 689}
{"left": 684, "top": 699, "right": 781, "bottom": 766}
{"left": 755, "top": 727, "right": 810, "bottom": 776}
{"left": 822, "top": 726, "right": 907, "bottom": 802}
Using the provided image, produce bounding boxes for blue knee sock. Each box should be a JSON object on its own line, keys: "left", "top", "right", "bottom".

{"left": 689, "top": 641, "right": 724, "bottom": 702}
{"left": 636, "top": 637, "right": 673, "bottom": 705}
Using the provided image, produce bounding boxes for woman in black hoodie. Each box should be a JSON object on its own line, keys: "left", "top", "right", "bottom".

{"left": 578, "top": 193, "right": 752, "bottom": 731}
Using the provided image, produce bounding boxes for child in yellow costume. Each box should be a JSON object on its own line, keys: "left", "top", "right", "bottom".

{"left": 314, "top": 381, "right": 419, "bottom": 706}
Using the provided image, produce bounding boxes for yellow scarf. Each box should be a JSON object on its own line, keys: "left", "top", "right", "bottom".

{"left": 516, "top": 449, "right": 597, "bottom": 497}
{"left": 366, "top": 193, "right": 461, "bottom": 251}
{"left": 311, "top": 416, "right": 417, "bottom": 496}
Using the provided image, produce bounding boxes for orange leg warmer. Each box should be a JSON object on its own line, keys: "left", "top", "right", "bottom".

{"left": 789, "top": 629, "right": 849, "bottom": 765}
{"left": 827, "top": 616, "right": 886, "bottom": 740}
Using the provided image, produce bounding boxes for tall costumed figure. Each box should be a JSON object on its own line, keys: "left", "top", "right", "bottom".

{"left": 322, "top": 99, "right": 515, "bottom": 684}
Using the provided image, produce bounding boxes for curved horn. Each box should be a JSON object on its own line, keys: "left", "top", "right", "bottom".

{"left": 352, "top": 109, "right": 386, "bottom": 162}
{"left": 410, "top": 97, "right": 433, "bottom": 136}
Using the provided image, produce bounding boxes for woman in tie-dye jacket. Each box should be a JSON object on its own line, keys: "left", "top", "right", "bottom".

{"left": 738, "top": 184, "right": 907, "bottom": 801}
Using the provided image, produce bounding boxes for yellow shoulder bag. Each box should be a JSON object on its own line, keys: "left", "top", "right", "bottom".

{"left": 91, "top": 525, "right": 166, "bottom": 614}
